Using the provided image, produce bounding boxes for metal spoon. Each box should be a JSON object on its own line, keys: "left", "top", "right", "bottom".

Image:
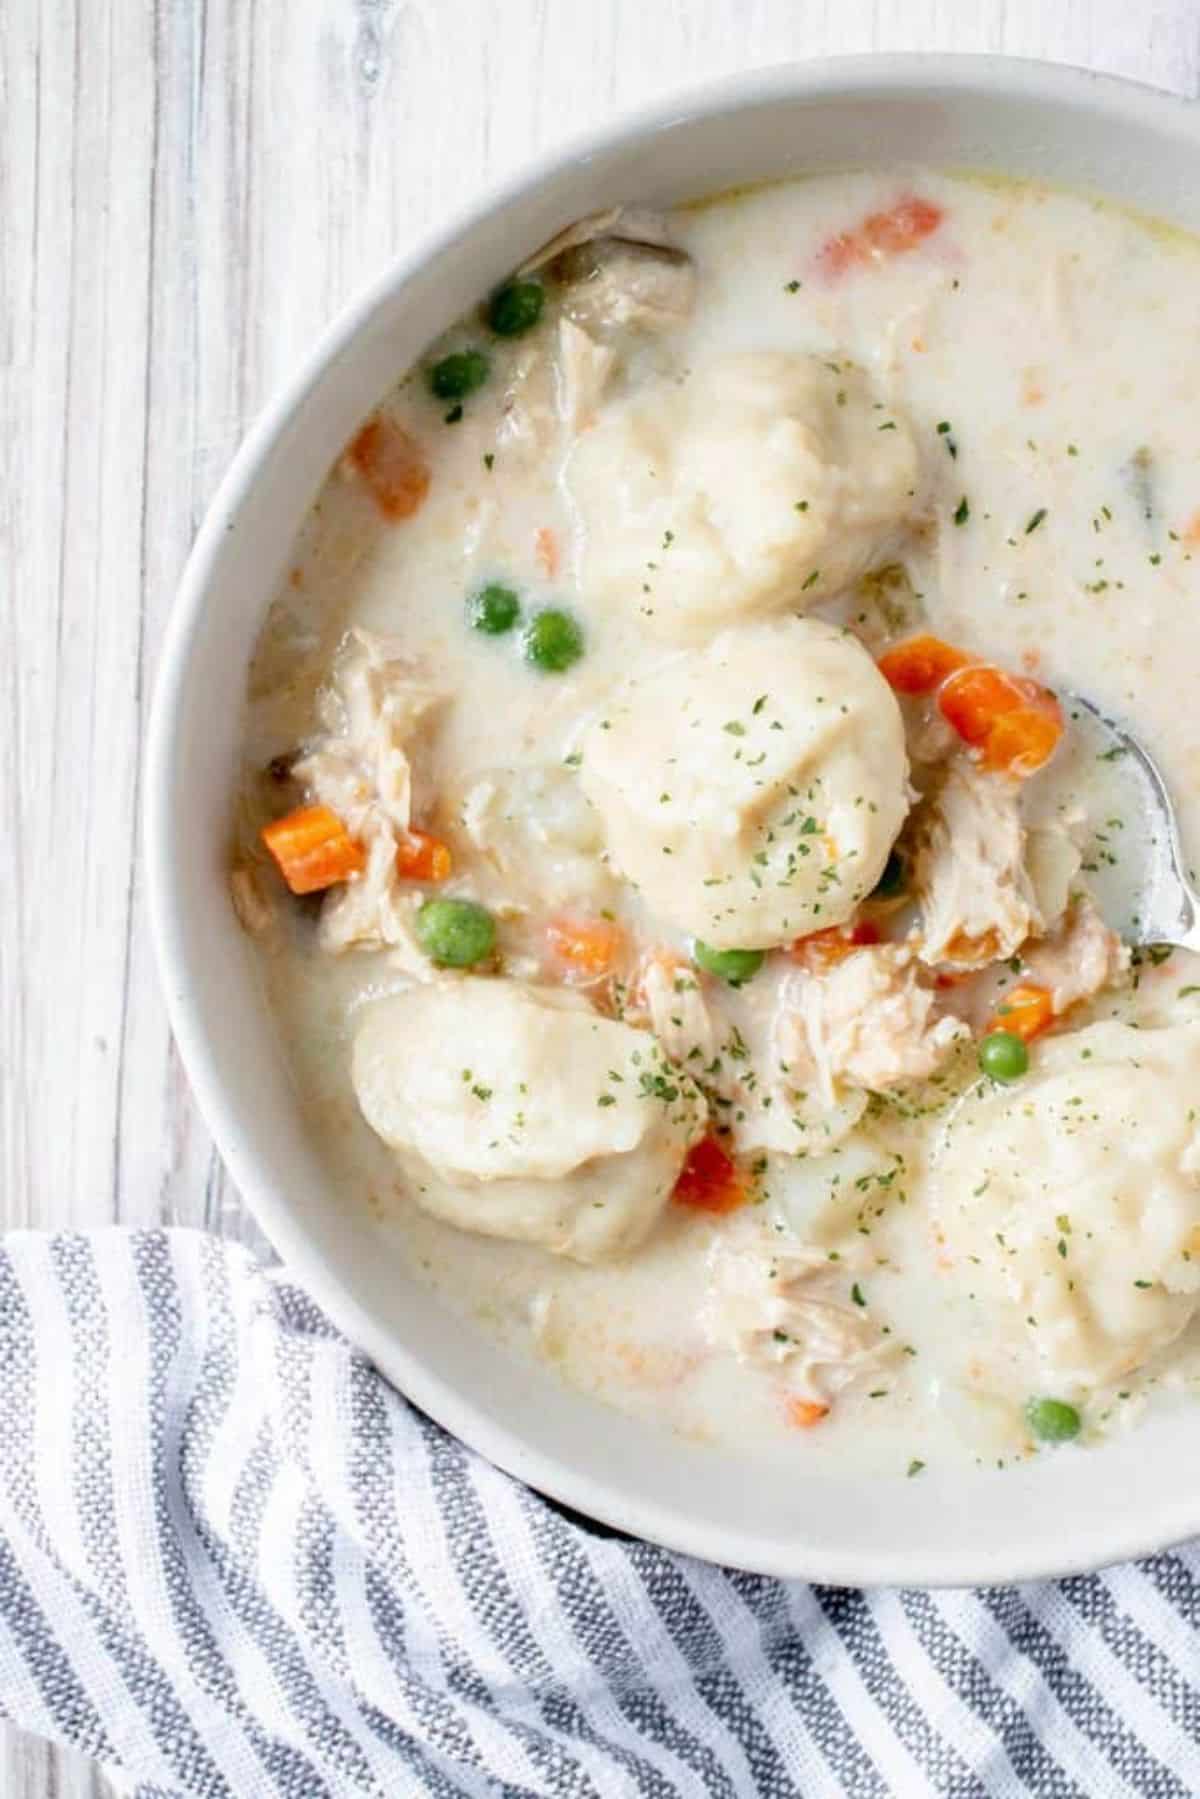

{"left": 1067, "top": 692, "right": 1200, "bottom": 952}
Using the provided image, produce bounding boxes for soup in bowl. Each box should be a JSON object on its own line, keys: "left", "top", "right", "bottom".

{"left": 148, "top": 60, "right": 1200, "bottom": 1583}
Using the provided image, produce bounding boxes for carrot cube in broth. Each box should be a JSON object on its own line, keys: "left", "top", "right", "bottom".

{"left": 546, "top": 915, "right": 624, "bottom": 982}
{"left": 786, "top": 1397, "right": 830, "bottom": 1429}
{"left": 345, "top": 417, "right": 431, "bottom": 521}
{"left": 938, "top": 665, "right": 1062, "bottom": 776}
{"left": 261, "top": 805, "right": 365, "bottom": 895}
{"left": 673, "top": 1136, "right": 745, "bottom": 1214}
{"left": 877, "top": 635, "right": 970, "bottom": 695}
{"left": 818, "top": 194, "right": 944, "bottom": 279}
{"left": 862, "top": 195, "right": 944, "bottom": 255}
{"left": 981, "top": 690, "right": 1063, "bottom": 777}
{"left": 989, "top": 982, "right": 1055, "bottom": 1042}
{"left": 395, "top": 829, "right": 453, "bottom": 883}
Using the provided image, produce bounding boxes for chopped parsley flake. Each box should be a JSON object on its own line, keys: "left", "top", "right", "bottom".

{"left": 953, "top": 495, "right": 970, "bottom": 526}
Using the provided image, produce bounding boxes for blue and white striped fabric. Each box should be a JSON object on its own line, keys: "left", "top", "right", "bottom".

{"left": 0, "top": 1230, "right": 1198, "bottom": 1798}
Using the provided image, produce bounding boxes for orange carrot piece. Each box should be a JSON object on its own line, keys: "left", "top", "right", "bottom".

{"left": 877, "top": 634, "right": 971, "bottom": 695}
{"left": 673, "top": 1136, "right": 745, "bottom": 1215}
{"left": 786, "top": 1397, "right": 830, "bottom": 1429}
{"left": 789, "top": 919, "right": 880, "bottom": 972}
{"left": 535, "top": 526, "right": 560, "bottom": 579}
{"left": 818, "top": 194, "right": 943, "bottom": 278}
{"left": 862, "top": 194, "right": 944, "bottom": 255}
{"left": 345, "top": 418, "right": 430, "bottom": 521}
{"left": 939, "top": 665, "right": 1063, "bottom": 776}
{"left": 395, "top": 828, "right": 453, "bottom": 883}
{"left": 937, "top": 664, "right": 1026, "bottom": 744}
{"left": 261, "top": 804, "right": 365, "bottom": 895}
{"left": 988, "top": 982, "right": 1055, "bottom": 1041}
{"left": 979, "top": 692, "right": 1063, "bottom": 777}
{"left": 546, "top": 915, "right": 625, "bottom": 981}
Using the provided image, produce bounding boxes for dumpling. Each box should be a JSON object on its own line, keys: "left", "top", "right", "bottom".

{"left": 352, "top": 981, "right": 707, "bottom": 1263}
{"left": 931, "top": 1021, "right": 1200, "bottom": 1388}
{"left": 564, "top": 351, "right": 921, "bottom": 641}
{"left": 579, "top": 616, "right": 909, "bottom": 949}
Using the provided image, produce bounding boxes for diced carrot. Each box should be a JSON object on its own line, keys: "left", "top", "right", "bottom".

{"left": 535, "top": 526, "right": 560, "bottom": 579}
{"left": 345, "top": 418, "right": 430, "bottom": 521}
{"left": 817, "top": 194, "right": 943, "bottom": 278}
{"left": 673, "top": 1135, "right": 746, "bottom": 1214}
{"left": 818, "top": 229, "right": 867, "bottom": 278}
{"left": 789, "top": 919, "right": 880, "bottom": 972}
{"left": 1182, "top": 509, "right": 1200, "bottom": 546}
{"left": 937, "top": 665, "right": 1026, "bottom": 744}
{"left": 786, "top": 1397, "right": 830, "bottom": 1429}
{"left": 938, "top": 665, "right": 1062, "bottom": 776}
{"left": 546, "top": 915, "right": 625, "bottom": 981}
{"left": 877, "top": 634, "right": 971, "bottom": 695}
{"left": 395, "top": 828, "right": 453, "bottom": 883}
{"left": 979, "top": 690, "right": 1063, "bottom": 777}
{"left": 862, "top": 195, "right": 944, "bottom": 255}
{"left": 261, "top": 804, "right": 365, "bottom": 895}
{"left": 988, "top": 982, "right": 1055, "bottom": 1041}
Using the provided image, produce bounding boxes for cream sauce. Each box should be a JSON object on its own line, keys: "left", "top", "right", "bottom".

{"left": 238, "top": 170, "right": 1200, "bottom": 1476}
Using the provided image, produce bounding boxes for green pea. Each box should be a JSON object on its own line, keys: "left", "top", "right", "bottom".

{"left": 871, "top": 848, "right": 906, "bottom": 898}
{"left": 429, "top": 349, "right": 490, "bottom": 400}
{"left": 522, "top": 608, "right": 584, "bottom": 673}
{"left": 693, "top": 941, "right": 765, "bottom": 987}
{"left": 416, "top": 898, "right": 496, "bottom": 968}
{"left": 468, "top": 583, "right": 520, "bottom": 636}
{"left": 978, "top": 1030, "right": 1029, "bottom": 1084}
{"left": 1025, "top": 1397, "right": 1081, "bottom": 1444}
{"left": 488, "top": 280, "right": 544, "bottom": 337}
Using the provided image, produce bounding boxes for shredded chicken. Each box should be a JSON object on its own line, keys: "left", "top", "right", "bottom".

{"left": 633, "top": 951, "right": 868, "bottom": 1157}
{"left": 315, "top": 833, "right": 431, "bottom": 968}
{"left": 229, "top": 862, "right": 276, "bottom": 939}
{"left": 912, "top": 760, "right": 1043, "bottom": 968}
{"left": 636, "top": 953, "right": 720, "bottom": 1072}
{"left": 777, "top": 944, "right": 969, "bottom": 1108}
{"left": 702, "top": 1218, "right": 891, "bottom": 1403}
{"left": 520, "top": 206, "right": 680, "bottom": 271}
{"left": 556, "top": 318, "right": 617, "bottom": 433}
{"left": 1020, "top": 895, "right": 1129, "bottom": 1014}
{"left": 291, "top": 629, "right": 444, "bottom": 957}
{"left": 297, "top": 628, "right": 443, "bottom": 835}
{"left": 521, "top": 206, "right": 695, "bottom": 336}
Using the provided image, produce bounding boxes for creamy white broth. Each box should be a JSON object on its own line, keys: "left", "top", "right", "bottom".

{"left": 237, "top": 170, "right": 1200, "bottom": 1478}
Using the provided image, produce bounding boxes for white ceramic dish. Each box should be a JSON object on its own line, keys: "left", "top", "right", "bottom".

{"left": 146, "top": 55, "right": 1200, "bottom": 1585}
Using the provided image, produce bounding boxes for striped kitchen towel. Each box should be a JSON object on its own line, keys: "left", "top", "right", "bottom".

{"left": 0, "top": 1231, "right": 1196, "bottom": 1798}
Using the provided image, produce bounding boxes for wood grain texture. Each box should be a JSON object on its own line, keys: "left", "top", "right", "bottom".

{"left": 2, "top": 1, "right": 1198, "bottom": 1791}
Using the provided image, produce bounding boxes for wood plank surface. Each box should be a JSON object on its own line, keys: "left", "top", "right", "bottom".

{"left": 2, "top": 1, "right": 1197, "bottom": 1790}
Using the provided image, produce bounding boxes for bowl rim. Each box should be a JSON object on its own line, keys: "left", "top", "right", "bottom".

{"left": 146, "top": 52, "right": 1200, "bottom": 1586}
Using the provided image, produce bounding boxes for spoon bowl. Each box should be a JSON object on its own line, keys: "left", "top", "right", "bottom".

{"left": 1066, "top": 692, "right": 1200, "bottom": 952}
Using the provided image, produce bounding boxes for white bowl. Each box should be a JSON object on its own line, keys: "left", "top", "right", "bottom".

{"left": 146, "top": 56, "right": 1200, "bottom": 1586}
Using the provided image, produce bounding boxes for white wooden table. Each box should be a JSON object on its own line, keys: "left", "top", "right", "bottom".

{"left": 2, "top": 1, "right": 1197, "bottom": 1791}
